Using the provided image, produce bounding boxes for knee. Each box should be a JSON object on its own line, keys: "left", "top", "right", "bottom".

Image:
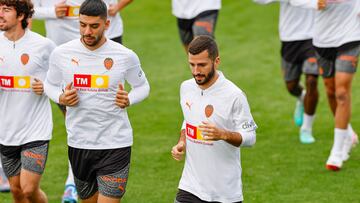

{"left": 10, "top": 185, "right": 23, "bottom": 197}
{"left": 335, "top": 88, "right": 350, "bottom": 105}
{"left": 286, "top": 81, "right": 302, "bottom": 97}
{"left": 306, "top": 76, "right": 318, "bottom": 91}
{"left": 21, "top": 184, "right": 37, "bottom": 199}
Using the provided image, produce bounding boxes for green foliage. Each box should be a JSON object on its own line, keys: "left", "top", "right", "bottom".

{"left": 1, "top": 0, "right": 360, "bottom": 202}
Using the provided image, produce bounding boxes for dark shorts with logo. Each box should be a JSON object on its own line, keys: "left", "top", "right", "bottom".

{"left": 281, "top": 40, "right": 318, "bottom": 81}
{"left": 314, "top": 41, "right": 360, "bottom": 78}
{"left": 68, "top": 146, "right": 131, "bottom": 200}
{"left": 177, "top": 10, "right": 219, "bottom": 45}
{"left": 175, "top": 189, "right": 242, "bottom": 203}
{"left": 0, "top": 140, "right": 49, "bottom": 177}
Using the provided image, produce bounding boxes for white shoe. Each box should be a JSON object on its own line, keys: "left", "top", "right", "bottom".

{"left": 342, "top": 135, "right": 352, "bottom": 162}
{"left": 326, "top": 151, "right": 343, "bottom": 171}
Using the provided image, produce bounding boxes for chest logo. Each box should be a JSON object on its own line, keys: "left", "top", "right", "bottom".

{"left": 104, "top": 58, "right": 113, "bottom": 70}
{"left": 71, "top": 58, "right": 80, "bottom": 66}
{"left": 0, "top": 56, "right": 4, "bottom": 63}
{"left": 185, "top": 101, "right": 193, "bottom": 110}
{"left": 21, "top": 53, "right": 29, "bottom": 65}
{"left": 205, "top": 104, "right": 214, "bottom": 118}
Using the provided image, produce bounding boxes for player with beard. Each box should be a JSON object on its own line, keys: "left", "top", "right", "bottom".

{"left": 171, "top": 35, "right": 257, "bottom": 203}
{"left": 44, "top": 0, "right": 150, "bottom": 202}
{"left": 0, "top": 0, "right": 56, "bottom": 202}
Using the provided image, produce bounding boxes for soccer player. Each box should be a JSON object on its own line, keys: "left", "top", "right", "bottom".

{"left": 309, "top": 0, "right": 360, "bottom": 171}
{"left": 32, "top": 0, "right": 133, "bottom": 201}
{"left": 171, "top": 35, "right": 257, "bottom": 203}
{"left": 44, "top": 0, "right": 150, "bottom": 202}
{"left": 172, "top": 0, "right": 221, "bottom": 52}
{"left": 0, "top": 0, "right": 56, "bottom": 202}
{"left": 253, "top": 0, "right": 326, "bottom": 144}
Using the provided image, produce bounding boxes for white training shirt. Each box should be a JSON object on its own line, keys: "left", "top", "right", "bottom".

{"left": 312, "top": 0, "right": 360, "bottom": 47}
{"left": 44, "top": 39, "right": 150, "bottom": 150}
{"left": 32, "top": 0, "right": 123, "bottom": 45}
{"left": 179, "top": 71, "right": 257, "bottom": 202}
{"left": 172, "top": 0, "right": 221, "bottom": 19}
{"left": 0, "top": 30, "right": 56, "bottom": 145}
{"left": 253, "top": 0, "right": 315, "bottom": 41}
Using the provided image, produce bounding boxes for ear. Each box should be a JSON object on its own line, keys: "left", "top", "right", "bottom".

{"left": 17, "top": 13, "right": 25, "bottom": 23}
{"left": 105, "top": 19, "right": 110, "bottom": 30}
{"left": 214, "top": 56, "right": 220, "bottom": 69}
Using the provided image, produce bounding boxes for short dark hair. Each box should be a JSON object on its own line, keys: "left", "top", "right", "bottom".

{"left": 0, "top": 0, "right": 33, "bottom": 29}
{"left": 188, "top": 35, "right": 219, "bottom": 61}
{"left": 79, "top": 0, "right": 107, "bottom": 19}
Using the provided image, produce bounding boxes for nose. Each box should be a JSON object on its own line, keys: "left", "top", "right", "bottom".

{"left": 84, "top": 26, "right": 92, "bottom": 36}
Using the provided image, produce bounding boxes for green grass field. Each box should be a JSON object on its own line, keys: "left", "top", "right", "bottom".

{"left": 1, "top": 0, "right": 360, "bottom": 202}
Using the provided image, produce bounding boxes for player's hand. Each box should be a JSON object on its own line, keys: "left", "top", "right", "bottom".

{"left": 32, "top": 78, "right": 44, "bottom": 95}
{"left": 198, "top": 121, "right": 226, "bottom": 141}
{"left": 108, "top": 4, "right": 119, "bottom": 16}
{"left": 115, "top": 83, "right": 130, "bottom": 108}
{"left": 171, "top": 141, "right": 185, "bottom": 161}
{"left": 55, "top": 1, "right": 68, "bottom": 18}
{"left": 59, "top": 82, "right": 79, "bottom": 107}
{"left": 318, "top": 0, "right": 327, "bottom": 10}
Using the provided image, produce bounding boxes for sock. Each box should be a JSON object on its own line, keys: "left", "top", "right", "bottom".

{"left": 298, "top": 90, "right": 306, "bottom": 102}
{"left": 347, "top": 124, "right": 354, "bottom": 137}
{"left": 65, "top": 161, "right": 75, "bottom": 186}
{"left": 301, "top": 113, "right": 314, "bottom": 131}
{"left": 332, "top": 128, "right": 347, "bottom": 154}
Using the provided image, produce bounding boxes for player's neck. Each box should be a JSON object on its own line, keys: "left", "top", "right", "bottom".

{"left": 199, "top": 71, "right": 219, "bottom": 90}
{"left": 4, "top": 24, "right": 25, "bottom": 42}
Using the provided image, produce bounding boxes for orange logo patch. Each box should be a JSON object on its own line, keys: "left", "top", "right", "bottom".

{"left": 104, "top": 58, "right": 113, "bottom": 70}
{"left": 21, "top": 53, "right": 29, "bottom": 65}
{"left": 319, "top": 67, "right": 324, "bottom": 75}
{"left": 205, "top": 104, "right": 214, "bottom": 118}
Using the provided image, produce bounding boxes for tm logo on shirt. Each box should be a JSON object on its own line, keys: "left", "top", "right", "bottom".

{"left": 73, "top": 74, "right": 109, "bottom": 91}
{"left": 0, "top": 76, "right": 30, "bottom": 89}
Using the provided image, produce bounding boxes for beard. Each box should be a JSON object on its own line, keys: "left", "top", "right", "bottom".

{"left": 81, "top": 33, "right": 103, "bottom": 47}
{"left": 193, "top": 64, "right": 216, "bottom": 86}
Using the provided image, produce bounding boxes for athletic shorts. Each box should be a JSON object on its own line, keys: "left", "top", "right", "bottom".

{"left": 175, "top": 189, "right": 242, "bottom": 203}
{"left": 315, "top": 41, "right": 360, "bottom": 78}
{"left": 0, "top": 140, "right": 49, "bottom": 177}
{"left": 111, "top": 36, "right": 122, "bottom": 44}
{"left": 68, "top": 146, "right": 131, "bottom": 200}
{"left": 177, "top": 10, "right": 219, "bottom": 45}
{"left": 281, "top": 39, "right": 318, "bottom": 81}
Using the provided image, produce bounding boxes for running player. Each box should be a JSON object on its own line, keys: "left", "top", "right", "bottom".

{"left": 0, "top": 0, "right": 56, "bottom": 202}
{"left": 172, "top": 0, "right": 221, "bottom": 52}
{"left": 172, "top": 35, "right": 257, "bottom": 203}
{"left": 44, "top": 0, "right": 150, "bottom": 202}
{"left": 32, "top": 0, "right": 133, "bottom": 201}
{"left": 310, "top": 0, "right": 360, "bottom": 171}
{"left": 253, "top": 0, "right": 326, "bottom": 144}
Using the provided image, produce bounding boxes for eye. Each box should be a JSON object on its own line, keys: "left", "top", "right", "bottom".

{"left": 91, "top": 24, "right": 99, "bottom": 29}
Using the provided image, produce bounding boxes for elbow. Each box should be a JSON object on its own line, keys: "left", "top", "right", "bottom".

{"left": 240, "top": 131, "right": 256, "bottom": 147}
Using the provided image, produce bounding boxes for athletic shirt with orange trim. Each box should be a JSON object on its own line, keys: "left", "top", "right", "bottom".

{"left": 44, "top": 39, "right": 150, "bottom": 150}
{"left": 313, "top": 0, "right": 360, "bottom": 47}
{"left": 0, "top": 30, "right": 56, "bottom": 145}
{"left": 172, "top": 0, "right": 221, "bottom": 19}
{"left": 32, "top": 0, "right": 123, "bottom": 45}
{"left": 179, "top": 71, "right": 257, "bottom": 202}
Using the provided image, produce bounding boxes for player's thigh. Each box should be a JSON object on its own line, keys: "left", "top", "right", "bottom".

{"left": 315, "top": 46, "right": 337, "bottom": 78}
{"left": 20, "top": 140, "right": 49, "bottom": 176}
{"left": 0, "top": 144, "right": 22, "bottom": 178}
{"left": 335, "top": 41, "right": 360, "bottom": 74}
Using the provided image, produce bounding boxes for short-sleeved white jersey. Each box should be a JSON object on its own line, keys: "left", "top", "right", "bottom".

{"left": 0, "top": 30, "right": 56, "bottom": 145}
{"left": 179, "top": 72, "right": 257, "bottom": 202}
{"left": 313, "top": 0, "right": 360, "bottom": 47}
{"left": 32, "top": 0, "right": 123, "bottom": 45}
{"left": 172, "top": 0, "right": 221, "bottom": 19}
{"left": 253, "top": 0, "right": 315, "bottom": 41}
{"left": 44, "top": 39, "right": 150, "bottom": 149}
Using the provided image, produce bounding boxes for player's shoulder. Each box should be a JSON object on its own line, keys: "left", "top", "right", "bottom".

{"left": 52, "top": 39, "right": 80, "bottom": 54}
{"left": 180, "top": 78, "right": 196, "bottom": 91}
{"left": 107, "top": 40, "right": 137, "bottom": 56}
{"left": 27, "top": 30, "right": 56, "bottom": 47}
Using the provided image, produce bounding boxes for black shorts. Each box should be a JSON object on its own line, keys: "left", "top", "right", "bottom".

{"left": 177, "top": 10, "right": 219, "bottom": 45}
{"left": 315, "top": 41, "right": 360, "bottom": 78}
{"left": 111, "top": 36, "right": 123, "bottom": 44}
{"left": 175, "top": 189, "right": 242, "bottom": 203}
{"left": 0, "top": 140, "right": 49, "bottom": 177}
{"left": 68, "top": 146, "right": 131, "bottom": 200}
{"left": 281, "top": 40, "right": 318, "bottom": 81}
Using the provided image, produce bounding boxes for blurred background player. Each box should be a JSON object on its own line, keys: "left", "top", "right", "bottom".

{"left": 172, "top": 36, "right": 257, "bottom": 203}
{"left": 0, "top": 0, "right": 56, "bottom": 202}
{"left": 172, "top": 0, "right": 221, "bottom": 52}
{"left": 253, "top": 0, "right": 326, "bottom": 144}
{"left": 31, "top": 0, "right": 133, "bottom": 202}
{"left": 44, "top": 0, "right": 149, "bottom": 202}
{"left": 309, "top": 0, "right": 360, "bottom": 171}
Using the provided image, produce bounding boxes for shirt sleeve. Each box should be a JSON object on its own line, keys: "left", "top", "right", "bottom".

{"left": 124, "top": 51, "right": 150, "bottom": 105}
{"left": 232, "top": 92, "right": 257, "bottom": 147}
{"left": 288, "top": 0, "right": 318, "bottom": 9}
{"left": 32, "top": 0, "right": 57, "bottom": 19}
{"left": 44, "top": 49, "right": 64, "bottom": 103}
{"left": 253, "top": 0, "right": 279, "bottom": 4}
